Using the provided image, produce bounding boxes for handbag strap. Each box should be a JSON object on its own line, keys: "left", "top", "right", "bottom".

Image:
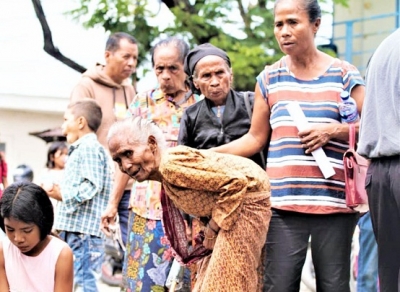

{"left": 349, "top": 123, "right": 356, "bottom": 150}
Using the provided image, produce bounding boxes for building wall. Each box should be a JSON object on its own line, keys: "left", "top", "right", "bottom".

{"left": 0, "top": 94, "right": 68, "bottom": 184}
{"left": 333, "top": 0, "right": 397, "bottom": 73}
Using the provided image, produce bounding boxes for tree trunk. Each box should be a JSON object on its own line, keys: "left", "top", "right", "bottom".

{"left": 30, "top": 0, "right": 87, "bottom": 73}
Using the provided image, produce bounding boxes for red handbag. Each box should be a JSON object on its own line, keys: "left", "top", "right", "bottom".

{"left": 343, "top": 124, "right": 370, "bottom": 212}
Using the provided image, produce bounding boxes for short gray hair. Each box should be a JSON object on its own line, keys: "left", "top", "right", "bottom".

{"left": 151, "top": 37, "right": 190, "bottom": 67}
{"left": 107, "top": 116, "right": 167, "bottom": 150}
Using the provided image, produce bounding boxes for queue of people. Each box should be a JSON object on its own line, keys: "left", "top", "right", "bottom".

{"left": 0, "top": 0, "right": 399, "bottom": 291}
{"left": 101, "top": 37, "right": 202, "bottom": 291}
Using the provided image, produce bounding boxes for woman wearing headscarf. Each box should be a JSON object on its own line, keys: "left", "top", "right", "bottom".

{"left": 108, "top": 116, "right": 271, "bottom": 292}
{"left": 179, "top": 43, "right": 266, "bottom": 168}
{"left": 179, "top": 43, "right": 268, "bottom": 289}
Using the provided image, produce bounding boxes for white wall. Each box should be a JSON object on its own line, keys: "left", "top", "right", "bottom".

{"left": 0, "top": 109, "right": 64, "bottom": 183}
{"left": 0, "top": 0, "right": 161, "bottom": 187}
{"left": 334, "top": 0, "right": 397, "bottom": 71}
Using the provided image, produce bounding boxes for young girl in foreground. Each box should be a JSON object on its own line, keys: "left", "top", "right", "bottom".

{"left": 0, "top": 182, "right": 73, "bottom": 292}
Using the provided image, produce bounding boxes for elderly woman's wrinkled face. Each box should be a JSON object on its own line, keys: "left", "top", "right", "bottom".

{"left": 154, "top": 45, "right": 187, "bottom": 96}
{"left": 109, "top": 133, "right": 157, "bottom": 182}
{"left": 274, "top": 0, "right": 320, "bottom": 56}
{"left": 193, "top": 55, "right": 232, "bottom": 106}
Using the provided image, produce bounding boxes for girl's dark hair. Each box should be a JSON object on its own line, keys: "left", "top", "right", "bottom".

{"left": 0, "top": 182, "right": 54, "bottom": 240}
{"left": 150, "top": 37, "right": 190, "bottom": 67}
{"left": 46, "top": 141, "right": 68, "bottom": 169}
{"left": 275, "top": 0, "right": 321, "bottom": 23}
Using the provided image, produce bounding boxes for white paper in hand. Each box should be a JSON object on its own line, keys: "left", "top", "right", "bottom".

{"left": 286, "top": 102, "right": 336, "bottom": 179}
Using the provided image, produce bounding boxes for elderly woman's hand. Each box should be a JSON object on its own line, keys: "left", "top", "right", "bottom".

{"left": 299, "top": 124, "right": 338, "bottom": 154}
{"left": 203, "top": 232, "right": 217, "bottom": 250}
{"left": 203, "top": 219, "right": 220, "bottom": 250}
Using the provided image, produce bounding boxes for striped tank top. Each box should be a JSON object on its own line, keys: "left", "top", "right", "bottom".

{"left": 257, "top": 57, "right": 364, "bottom": 214}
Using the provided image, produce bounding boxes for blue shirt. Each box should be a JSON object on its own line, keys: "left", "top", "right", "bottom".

{"left": 54, "top": 133, "right": 112, "bottom": 237}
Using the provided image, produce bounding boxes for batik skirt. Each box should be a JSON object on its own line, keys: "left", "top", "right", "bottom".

{"left": 193, "top": 191, "right": 271, "bottom": 292}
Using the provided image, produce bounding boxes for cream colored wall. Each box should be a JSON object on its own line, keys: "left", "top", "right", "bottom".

{"left": 0, "top": 109, "right": 64, "bottom": 184}
{"left": 334, "top": 0, "right": 397, "bottom": 72}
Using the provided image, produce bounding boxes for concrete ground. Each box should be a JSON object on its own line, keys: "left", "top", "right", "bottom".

{"left": 97, "top": 282, "right": 312, "bottom": 292}
{"left": 97, "top": 280, "right": 313, "bottom": 292}
{"left": 98, "top": 281, "right": 120, "bottom": 292}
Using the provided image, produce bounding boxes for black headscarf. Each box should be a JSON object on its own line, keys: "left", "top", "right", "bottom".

{"left": 184, "top": 43, "right": 231, "bottom": 94}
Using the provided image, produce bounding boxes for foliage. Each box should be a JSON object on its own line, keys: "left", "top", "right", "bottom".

{"left": 68, "top": 0, "right": 347, "bottom": 91}
{"left": 318, "top": 46, "right": 337, "bottom": 57}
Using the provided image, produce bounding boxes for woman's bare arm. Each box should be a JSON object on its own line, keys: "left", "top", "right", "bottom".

{"left": 0, "top": 242, "right": 10, "bottom": 292}
{"left": 351, "top": 83, "right": 365, "bottom": 115}
{"left": 54, "top": 245, "right": 74, "bottom": 292}
{"left": 299, "top": 84, "right": 365, "bottom": 153}
{"left": 213, "top": 83, "right": 271, "bottom": 157}
{"left": 2, "top": 177, "right": 7, "bottom": 189}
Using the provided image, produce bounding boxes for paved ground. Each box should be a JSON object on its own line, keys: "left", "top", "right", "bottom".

{"left": 98, "top": 281, "right": 120, "bottom": 292}
{"left": 96, "top": 280, "right": 314, "bottom": 292}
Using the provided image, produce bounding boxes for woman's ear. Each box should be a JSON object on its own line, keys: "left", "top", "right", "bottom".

{"left": 148, "top": 135, "right": 158, "bottom": 153}
{"left": 193, "top": 78, "right": 200, "bottom": 89}
{"left": 313, "top": 18, "right": 321, "bottom": 35}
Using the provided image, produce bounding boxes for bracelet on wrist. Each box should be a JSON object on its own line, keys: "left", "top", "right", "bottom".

{"left": 204, "top": 233, "right": 216, "bottom": 240}
{"left": 207, "top": 224, "right": 219, "bottom": 234}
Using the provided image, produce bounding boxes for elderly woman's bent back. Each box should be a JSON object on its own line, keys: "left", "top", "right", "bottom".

{"left": 108, "top": 116, "right": 271, "bottom": 292}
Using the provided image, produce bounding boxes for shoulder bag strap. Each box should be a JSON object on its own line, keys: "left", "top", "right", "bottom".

{"left": 243, "top": 91, "right": 252, "bottom": 118}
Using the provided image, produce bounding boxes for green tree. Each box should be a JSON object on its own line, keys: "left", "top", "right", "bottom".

{"left": 67, "top": 0, "right": 347, "bottom": 90}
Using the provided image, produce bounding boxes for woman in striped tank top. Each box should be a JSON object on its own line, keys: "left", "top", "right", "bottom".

{"left": 214, "top": 0, "right": 365, "bottom": 291}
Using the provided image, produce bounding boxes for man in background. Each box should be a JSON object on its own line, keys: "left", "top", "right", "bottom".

{"left": 358, "top": 28, "right": 400, "bottom": 292}
{"left": 70, "top": 31, "right": 139, "bottom": 283}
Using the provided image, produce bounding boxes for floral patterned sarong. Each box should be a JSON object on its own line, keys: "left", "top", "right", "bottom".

{"left": 123, "top": 212, "right": 172, "bottom": 292}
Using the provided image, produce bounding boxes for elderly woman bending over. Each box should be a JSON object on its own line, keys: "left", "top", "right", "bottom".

{"left": 108, "top": 116, "right": 271, "bottom": 292}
